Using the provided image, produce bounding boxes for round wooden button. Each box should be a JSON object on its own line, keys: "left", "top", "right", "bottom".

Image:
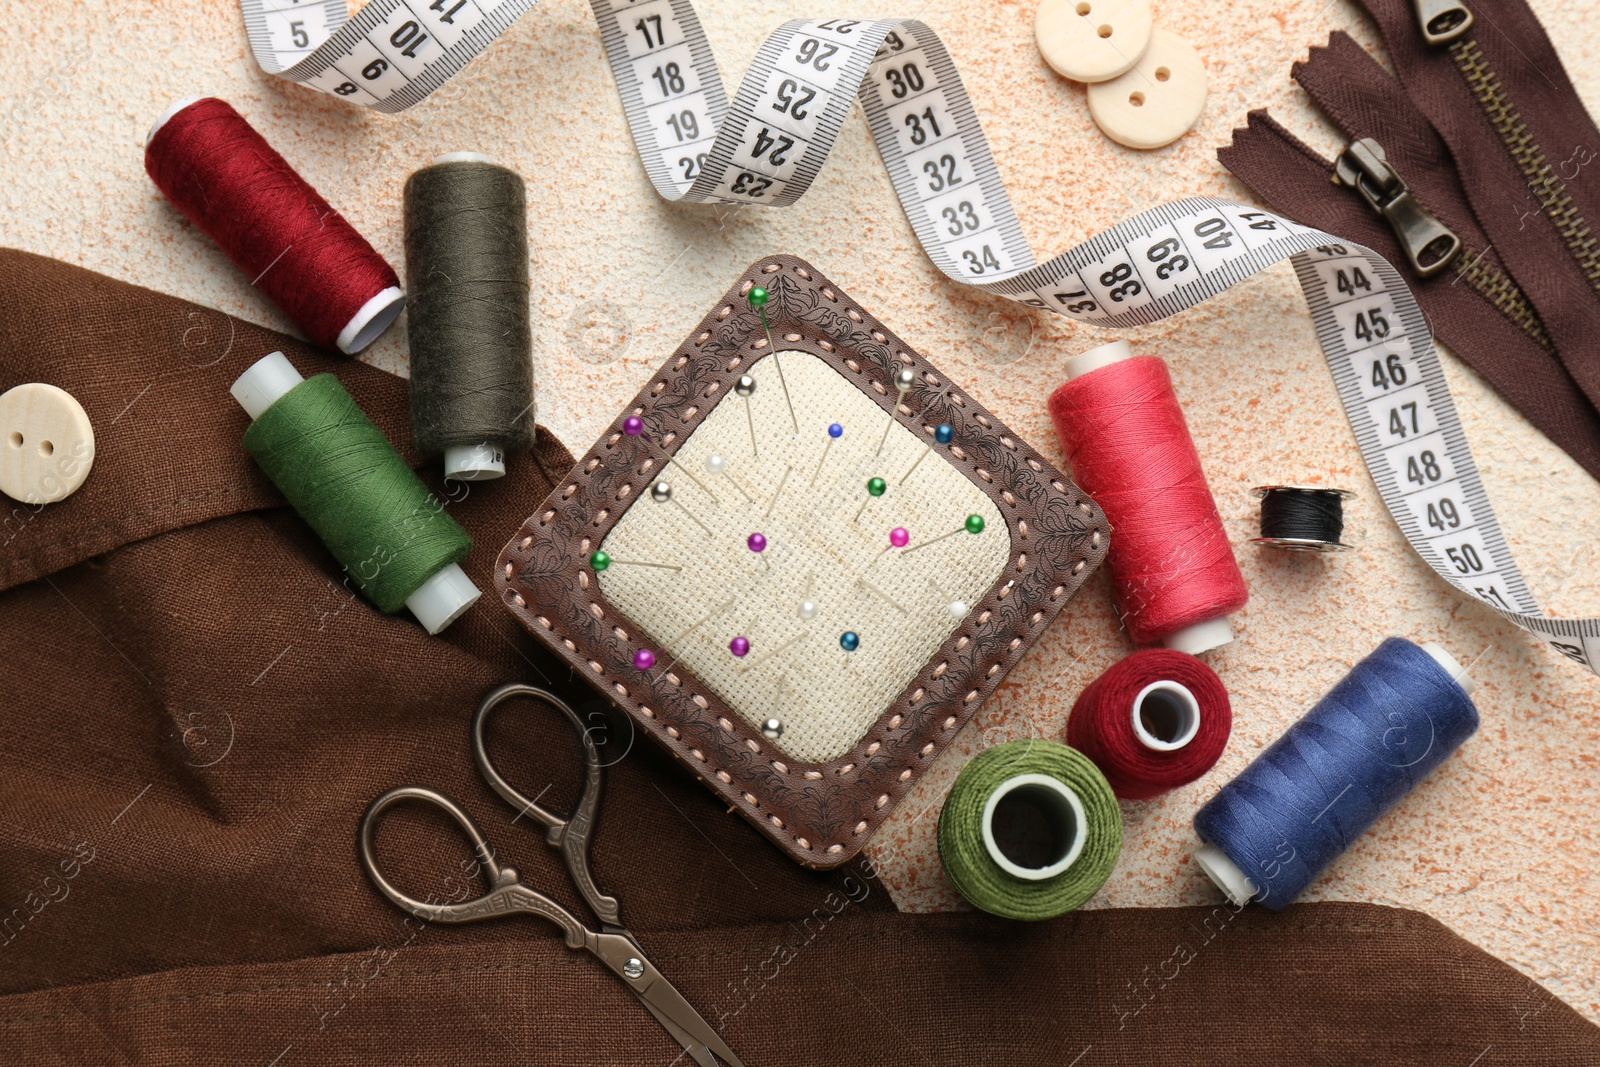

{"left": 1035, "top": 0, "right": 1153, "bottom": 84}
{"left": 1087, "top": 29, "right": 1208, "bottom": 149}
{"left": 0, "top": 383, "right": 95, "bottom": 503}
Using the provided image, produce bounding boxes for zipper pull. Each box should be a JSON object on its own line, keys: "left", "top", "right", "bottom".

{"left": 1413, "top": 0, "right": 1474, "bottom": 46}
{"left": 1333, "top": 138, "right": 1462, "bottom": 278}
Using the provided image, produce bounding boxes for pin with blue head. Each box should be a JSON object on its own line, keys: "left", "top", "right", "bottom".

{"left": 903, "top": 422, "right": 955, "bottom": 486}
{"left": 810, "top": 421, "right": 844, "bottom": 487}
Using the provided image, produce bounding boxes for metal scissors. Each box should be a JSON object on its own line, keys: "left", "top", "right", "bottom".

{"left": 359, "top": 682, "right": 746, "bottom": 1067}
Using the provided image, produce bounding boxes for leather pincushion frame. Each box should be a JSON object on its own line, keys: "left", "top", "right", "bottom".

{"left": 496, "top": 256, "right": 1111, "bottom": 868}
{"left": 1, "top": 248, "right": 1598, "bottom": 1061}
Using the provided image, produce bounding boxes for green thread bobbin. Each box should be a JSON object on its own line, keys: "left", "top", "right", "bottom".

{"left": 234, "top": 353, "right": 477, "bottom": 633}
{"left": 938, "top": 739, "right": 1122, "bottom": 920}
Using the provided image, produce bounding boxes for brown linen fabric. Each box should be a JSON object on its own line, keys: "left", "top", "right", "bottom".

{"left": 0, "top": 248, "right": 1596, "bottom": 1064}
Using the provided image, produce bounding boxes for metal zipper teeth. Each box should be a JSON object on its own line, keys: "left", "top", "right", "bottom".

{"left": 1450, "top": 239, "right": 1553, "bottom": 350}
{"left": 1449, "top": 37, "right": 1600, "bottom": 295}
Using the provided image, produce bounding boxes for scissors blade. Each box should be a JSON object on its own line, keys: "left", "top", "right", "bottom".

{"left": 593, "top": 932, "right": 747, "bottom": 1067}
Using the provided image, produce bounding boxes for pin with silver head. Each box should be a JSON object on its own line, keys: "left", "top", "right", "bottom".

{"left": 876, "top": 365, "right": 917, "bottom": 457}
{"left": 650, "top": 480, "right": 713, "bottom": 537}
{"left": 735, "top": 374, "right": 759, "bottom": 458}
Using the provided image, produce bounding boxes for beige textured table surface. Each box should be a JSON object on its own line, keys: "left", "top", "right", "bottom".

{"left": 3, "top": 0, "right": 1598, "bottom": 1025}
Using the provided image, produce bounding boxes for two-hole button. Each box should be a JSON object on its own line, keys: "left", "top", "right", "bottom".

{"left": 0, "top": 383, "right": 95, "bottom": 503}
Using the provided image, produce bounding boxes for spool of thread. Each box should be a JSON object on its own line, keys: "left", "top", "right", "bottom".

{"left": 1047, "top": 340, "right": 1248, "bottom": 654}
{"left": 937, "top": 739, "right": 1122, "bottom": 920}
{"left": 231, "top": 352, "right": 479, "bottom": 634}
{"left": 1252, "top": 485, "right": 1355, "bottom": 551}
{"left": 1066, "top": 649, "right": 1232, "bottom": 799}
{"left": 403, "top": 152, "right": 535, "bottom": 481}
{"left": 145, "top": 97, "right": 404, "bottom": 354}
{"left": 1192, "top": 637, "right": 1479, "bottom": 910}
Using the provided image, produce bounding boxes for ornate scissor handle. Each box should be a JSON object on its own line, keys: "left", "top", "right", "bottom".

{"left": 470, "top": 683, "right": 622, "bottom": 929}
{"left": 358, "top": 786, "right": 589, "bottom": 949}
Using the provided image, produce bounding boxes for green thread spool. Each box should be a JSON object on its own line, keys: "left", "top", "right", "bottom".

{"left": 938, "top": 739, "right": 1122, "bottom": 920}
{"left": 231, "top": 352, "right": 480, "bottom": 634}
{"left": 404, "top": 152, "right": 535, "bottom": 481}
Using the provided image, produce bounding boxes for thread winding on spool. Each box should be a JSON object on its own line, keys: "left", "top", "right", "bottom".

{"left": 1192, "top": 637, "right": 1478, "bottom": 910}
{"left": 938, "top": 739, "right": 1122, "bottom": 920}
{"left": 404, "top": 152, "right": 535, "bottom": 481}
{"left": 145, "top": 97, "right": 403, "bottom": 354}
{"left": 232, "top": 352, "right": 479, "bottom": 634}
{"left": 1252, "top": 485, "right": 1355, "bottom": 552}
{"left": 1067, "top": 649, "right": 1232, "bottom": 799}
{"left": 1047, "top": 341, "right": 1248, "bottom": 654}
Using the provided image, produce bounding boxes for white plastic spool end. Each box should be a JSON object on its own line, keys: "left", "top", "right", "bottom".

{"left": 1195, "top": 842, "right": 1257, "bottom": 907}
{"left": 443, "top": 443, "right": 507, "bottom": 482}
{"left": 980, "top": 773, "right": 1088, "bottom": 881}
{"left": 337, "top": 286, "right": 406, "bottom": 354}
{"left": 1164, "top": 616, "right": 1235, "bottom": 655}
{"left": 1064, "top": 339, "right": 1133, "bottom": 381}
{"left": 231, "top": 351, "right": 304, "bottom": 420}
{"left": 433, "top": 151, "right": 497, "bottom": 165}
{"left": 147, "top": 95, "right": 204, "bottom": 143}
{"left": 1420, "top": 640, "right": 1477, "bottom": 696}
{"left": 405, "top": 562, "right": 482, "bottom": 635}
{"left": 1131, "top": 679, "right": 1201, "bottom": 751}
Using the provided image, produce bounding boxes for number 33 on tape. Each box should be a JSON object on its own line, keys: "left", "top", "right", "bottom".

{"left": 242, "top": 0, "right": 1600, "bottom": 676}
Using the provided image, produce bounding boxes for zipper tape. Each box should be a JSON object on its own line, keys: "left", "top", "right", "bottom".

{"left": 241, "top": 2, "right": 1600, "bottom": 675}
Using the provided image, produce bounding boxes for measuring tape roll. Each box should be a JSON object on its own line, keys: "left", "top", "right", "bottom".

{"left": 243, "top": 2, "right": 1599, "bottom": 675}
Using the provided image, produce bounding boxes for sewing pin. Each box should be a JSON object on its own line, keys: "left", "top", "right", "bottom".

{"left": 901, "top": 422, "right": 954, "bottom": 485}
{"left": 876, "top": 365, "right": 917, "bottom": 458}
{"left": 589, "top": 550, "right": 681, "bottom": 572}
{"left": 857, "top": 575, "right": 909, "bottom": 615}
{"left": 704, "top": 452, "right": 755, "bottom": 504}
{"left": 748, "top": 530, "right": 770, "bottom": 571}
{"left": 902, "top": 513, "right": 986, "bottom": 554}
{"left": 741, "top": 628, "right": 809, "bottom": 672}
{"left": 622, "top": 414, "right": 718, "bottom": 502}
{"left": 650, "top": 481, "right": 712, "bottom": 537}
{"left": 764, "top": 464, "right": 792, "bottom": 519}
{"left": 735, "top": 374, "right": 758, "bottom": 458}
{"left": 809, "top": 422, "right": 844, "bottom": 487}
{"left": 748, "top": 286, "right": 797, "bottom": 433}
{"left": 853, "top": 476, "right": 887, "bottom": 522}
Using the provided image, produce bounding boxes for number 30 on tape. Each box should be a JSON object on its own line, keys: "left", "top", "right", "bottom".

{"left": 240, "top": 0, "right": 1600, "bottom": 676}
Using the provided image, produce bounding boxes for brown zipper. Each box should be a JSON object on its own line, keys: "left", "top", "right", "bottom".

{"left": 1445, "top": 36, "right": 1600, "bottom": 294}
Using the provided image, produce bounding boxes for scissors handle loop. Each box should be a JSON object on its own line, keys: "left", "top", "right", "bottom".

{"left": 471, "top": 683, "right": 622, "bottom": 929}
{"left": 358, "top": 786, "right": 589, "bottom": 949}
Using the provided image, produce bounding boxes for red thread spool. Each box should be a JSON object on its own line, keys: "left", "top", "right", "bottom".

{"left": 1048, "top": 341, "right": 1247, "bottom": 652}
{"left": 144, "top": 97, "right": 403, "bottom": 354}
{"left": 1067, "top": 648, "right": 1231, "bottom": 799}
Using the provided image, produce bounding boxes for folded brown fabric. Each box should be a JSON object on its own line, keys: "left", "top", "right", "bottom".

{"left": 0, "top": 249, "right": 1595, "bottom": 1063}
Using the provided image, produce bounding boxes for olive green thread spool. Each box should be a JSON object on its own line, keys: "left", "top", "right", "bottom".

{"left": 404, "top": 152, "right": 535, "bottom": 481}
{"left": 232, "top": 352, "right": 480, "bottom": 633}
{"left": 938, "top": 739, "right": 1122, "bottom": 920}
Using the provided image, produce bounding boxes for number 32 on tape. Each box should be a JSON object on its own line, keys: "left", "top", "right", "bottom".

{"left": 240, "top": 0, "right": 1600, "bottom": 676}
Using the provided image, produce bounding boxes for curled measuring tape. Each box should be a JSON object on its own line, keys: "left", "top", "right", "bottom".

{"left": 243, "top": 2, "right": 1600, "bottom": 675}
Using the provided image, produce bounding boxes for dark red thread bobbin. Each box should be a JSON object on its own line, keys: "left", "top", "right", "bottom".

{"left": 144, "top": 96, "right": 403, "bottom": 354}
{"left": 1047, "top": 343, "right": 1247, "bottom": 651}
{"left": 1066, "top": 648, "right": 1231, "bottom": 799}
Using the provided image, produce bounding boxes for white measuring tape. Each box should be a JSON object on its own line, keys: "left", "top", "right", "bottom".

{"left": 240, "top": 2, "right": 1600, "bottom": 675}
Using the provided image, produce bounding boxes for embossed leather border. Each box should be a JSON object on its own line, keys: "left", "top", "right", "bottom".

{"left": 495, "top": 256, "right": 1108, "bottom": 868}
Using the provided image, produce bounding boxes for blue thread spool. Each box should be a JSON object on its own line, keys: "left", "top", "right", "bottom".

{"left": 1192, "top": 637, "right": 1478, "bottom": 910}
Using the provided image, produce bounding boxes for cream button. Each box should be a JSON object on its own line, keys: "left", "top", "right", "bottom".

{"left": 1035, "top": 0, "right": 1153, "bottom": 84}
{"left": 0, "top": 383, "right": 95, "bottom": 503}
{"left": 1087, "top": 28, "right": 1208, "bottom": 149}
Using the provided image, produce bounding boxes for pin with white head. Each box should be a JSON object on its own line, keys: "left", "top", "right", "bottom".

{"left": 650, "top": 480, "right": 713, "bottom": 537}
{"left": 704, "top": 450, "right": 753, "bottom": 503}
{"left": 876, "top": 365, "right": 917, "bottom": 457}
{"left": 747, "top": 285, "right": 797, "bottom": 433}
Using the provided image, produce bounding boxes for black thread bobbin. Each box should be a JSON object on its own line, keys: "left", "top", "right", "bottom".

{"left": 1251, "top": 485, "right": 1355, "bottom": 552}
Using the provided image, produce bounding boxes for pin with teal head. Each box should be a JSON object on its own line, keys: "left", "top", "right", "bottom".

{"left": 747, "top": 283, "right": 797, "bottom": 433}
{"left": 902, "top": 421, "right": 954, "bottom": 485}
